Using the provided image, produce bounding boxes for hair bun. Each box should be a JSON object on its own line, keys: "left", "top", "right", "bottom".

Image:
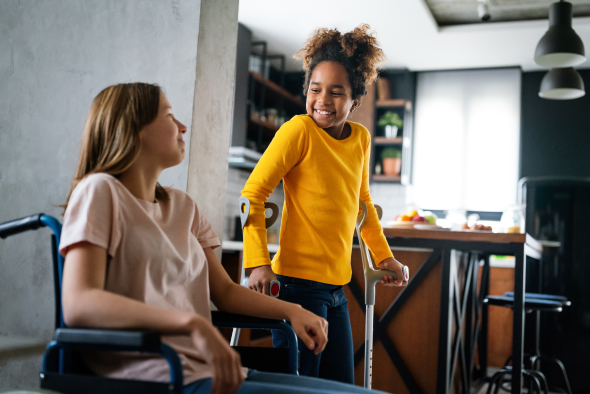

{"left": 294, "top": 24, "right": 386, "bottom": 99}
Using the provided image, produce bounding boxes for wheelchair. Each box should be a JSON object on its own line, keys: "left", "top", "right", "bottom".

{"left": 0, "top": 214, "right": 299, "bottom": 394}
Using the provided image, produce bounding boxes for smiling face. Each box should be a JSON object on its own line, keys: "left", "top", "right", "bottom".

{"left": 306, "top": 61, "right": 360, "bottom": 139}
{"left": 139, "top": 93, "right": 187, "bottom": 169}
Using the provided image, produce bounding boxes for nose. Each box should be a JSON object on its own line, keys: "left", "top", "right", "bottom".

{"left": 175, "top": 118, "right": 187, "bottom": 134}
{"left": 319, "top": 89, "right": 332, "bottom": 105}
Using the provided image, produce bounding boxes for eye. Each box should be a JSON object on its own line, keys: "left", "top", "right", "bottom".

{"left": 332, "top": 92, "right": 342, "bottom": 96}
{"left": 311, "top": 89, "right": 320, "bottom": 93}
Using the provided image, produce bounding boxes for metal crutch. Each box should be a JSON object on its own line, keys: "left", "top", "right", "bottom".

{"left": 230, "top": 196, "right": 280, "bottom": 346}
{"left": 356, "top": 201, "right": 410, "bottom": 389}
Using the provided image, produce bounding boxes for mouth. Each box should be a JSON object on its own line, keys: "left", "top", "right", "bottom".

{"left": 314, "top": 108, "right": 334, "bottom": 117}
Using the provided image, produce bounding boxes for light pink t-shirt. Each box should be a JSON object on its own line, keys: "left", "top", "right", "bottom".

{"left": 59, "top": 173, "right": 228, "bottom": 384}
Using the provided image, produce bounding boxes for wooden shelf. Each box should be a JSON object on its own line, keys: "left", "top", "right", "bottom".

{"left": 250, "top": 72, "right": 306, "bottom": 109}
{"left": 376, "top": 99, "right": 407, "bottom": 108}
{"left": 374, "top": 137, "right": 403, "bottom": 145}
{"left": 371, "top": 174, "right": 401, "bottom": 182}
{"left": 250, "top": 114, "right": 279, "bottom": 132}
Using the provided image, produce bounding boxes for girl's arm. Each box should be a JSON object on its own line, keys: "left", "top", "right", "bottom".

{"left": 62, "top": 241, "right": 245, "bottom": 394}
{"left": 358, "top": 133, "right": 406, "bottom": 286}
{"left": 241, "top": 117, "right": 309, "bottom": 293}
{"left": 206, "top": 247, "right": 328, "bottom": 355}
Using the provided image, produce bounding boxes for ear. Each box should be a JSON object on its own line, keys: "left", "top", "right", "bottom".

{"left": 350, "top": 98, "right": 362, "bottom": 114}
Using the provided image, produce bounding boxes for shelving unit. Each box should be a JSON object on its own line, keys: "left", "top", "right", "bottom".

{"left": 370, "top": 70, "right": 416, "bottom": 185}
{"left": 230, "top": 24, "right": 306, "bottom": 167}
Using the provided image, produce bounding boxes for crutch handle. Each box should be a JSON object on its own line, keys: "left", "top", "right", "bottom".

{"left": 357, "top": 201, "right": 410, "bottom": 305}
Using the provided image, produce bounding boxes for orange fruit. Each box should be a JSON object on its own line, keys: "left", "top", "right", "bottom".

{"left": 400, "top": 215, "right": 411, "bottom": 222}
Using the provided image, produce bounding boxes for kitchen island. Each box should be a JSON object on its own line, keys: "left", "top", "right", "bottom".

{"left": 346, "top": 228, "right": 541, "bottom": 394}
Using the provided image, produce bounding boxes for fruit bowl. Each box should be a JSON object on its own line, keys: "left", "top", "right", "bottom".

{"left": 386, "top": 221, "right": 417, "bottom": 229}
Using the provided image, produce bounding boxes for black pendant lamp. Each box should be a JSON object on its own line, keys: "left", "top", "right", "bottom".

{"left": 539, "top": 67, "right": 585, "bottom": 100}
{"left": 534, "top": 1, "right": 586, "bottom": 68}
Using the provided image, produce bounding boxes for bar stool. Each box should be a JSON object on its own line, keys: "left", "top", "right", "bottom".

{"left": 483, "top": 293, "right": 572, "bottom": 394}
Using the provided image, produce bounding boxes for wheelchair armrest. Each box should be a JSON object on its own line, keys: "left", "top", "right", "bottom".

{"left": 53, "top": 328, "right": 161, "bottom": 351}
{"left": 45, "top": 328, "right": 183, "bottom": 387}
{"left": 211, "top": 311, "right": 298, "bottom": 375}
{"left": 211, "top": 311, "right": 286, "bottom": 328}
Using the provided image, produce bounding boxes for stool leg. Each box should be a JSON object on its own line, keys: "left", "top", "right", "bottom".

{"left": 529, "top": 370, "right": 549, "bottom": 394}
{"left": 523, "top": 370, "right": 542, "bottom": 394}
{"left": 539, "top": 355, "right": 573, "bottom": 394}
{"left": 491, "top": 368, "right": 510, "bottom": 394}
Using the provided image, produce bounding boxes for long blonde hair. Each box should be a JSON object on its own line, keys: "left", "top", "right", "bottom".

{"left": 63, "top": 83, "right": 169, "bottom": 213}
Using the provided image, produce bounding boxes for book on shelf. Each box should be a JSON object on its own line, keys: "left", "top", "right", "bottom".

{"left": 377, "top": 77, "right": 391, "bottom": 101}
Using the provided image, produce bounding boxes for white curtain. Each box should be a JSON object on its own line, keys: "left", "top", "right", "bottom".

{"left": 412, "top": 68, "right": 521, "bottom": 212}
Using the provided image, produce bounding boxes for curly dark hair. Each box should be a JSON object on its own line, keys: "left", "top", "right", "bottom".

{"left": 294, "top": 24, "right": 386, "bottom": 101}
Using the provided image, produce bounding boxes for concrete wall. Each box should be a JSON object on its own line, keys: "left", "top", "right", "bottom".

{"left": 0, "top": 0, "right": 202, "bottom": 389}
{"left": 187, "top": 0, "right": 239, "bottom": 261}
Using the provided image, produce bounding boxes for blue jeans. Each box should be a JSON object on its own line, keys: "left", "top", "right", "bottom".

{"left": 271, "top": 275, "right": 354, "bottom": 384}
{"left": 183, "top": 370, "right": 386, "bottom": 394}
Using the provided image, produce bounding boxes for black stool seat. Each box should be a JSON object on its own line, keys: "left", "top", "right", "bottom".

{"left": 484, "top": 295, "right": 562, "bottom": 313}
{"left": 484, "top": 292, "right": 572, "bottom": 394}
{"left": 503, "top": 292, "right": 571, "bottom": 306}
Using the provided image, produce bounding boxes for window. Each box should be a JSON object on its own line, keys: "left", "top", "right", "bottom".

{"left": 412, "top": 68, "right": 521, "bottom": 212}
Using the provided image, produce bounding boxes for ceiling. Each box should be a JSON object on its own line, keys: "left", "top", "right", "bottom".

{"left": 237, "top": 0, "right": 590, "bottom": 72}
{"left": 427, "top": 0, "right": 590, "bottom": 26}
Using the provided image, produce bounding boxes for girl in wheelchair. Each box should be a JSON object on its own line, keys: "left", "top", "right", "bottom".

{"left": 59, "top": 83, "right": 384, "bottom": 394}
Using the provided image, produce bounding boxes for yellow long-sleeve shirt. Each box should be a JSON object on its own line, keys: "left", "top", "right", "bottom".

{"left": 242, "top": 115, "right": 393, "bottom": 285}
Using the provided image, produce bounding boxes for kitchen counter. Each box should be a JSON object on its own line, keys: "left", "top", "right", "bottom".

{"left": 346, "top": 228, "right": 541, "bottom": 394}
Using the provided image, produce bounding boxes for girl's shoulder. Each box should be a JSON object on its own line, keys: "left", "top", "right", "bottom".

{"left": 274, "top": 115, "right": 312, "bottom": 144}
{"left": 283, "top": 114, "right": 312, "bottom": 131}
{"left": 345, "top": 121, "right": 371, "bottom": 148}
{"left": 74, "top": 173, "right": 119, "bottom": 195}
{"left": 346, "top": 120, "right": 370, "bottom": 138}
{"left": 164, "top": 187, "right": 196, "bottom": 207}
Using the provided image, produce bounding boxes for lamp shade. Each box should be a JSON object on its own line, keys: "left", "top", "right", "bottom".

{"left": 534, "top": 1, "right": 586, "bottom": 68}
{"left": 539, "top": 67, "right": 585, "bottom": 100}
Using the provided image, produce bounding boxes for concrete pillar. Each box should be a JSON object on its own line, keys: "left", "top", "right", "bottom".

{"left": 187, "top": 0, "right": 239, "bottom": 259}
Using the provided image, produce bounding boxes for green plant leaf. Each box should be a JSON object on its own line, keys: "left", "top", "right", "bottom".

{"left": 377, "top": 111, "right": 403, "bottom": 128}
{"left": 381, "top": 147, "right": 402, "bottom": 159}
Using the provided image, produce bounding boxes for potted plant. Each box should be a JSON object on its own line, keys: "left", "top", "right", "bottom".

{"left": 381, "top": 147, "right": 402, "bottom": 176}
{"left": 377, "top": 111, "right": 403, "bottom": 138}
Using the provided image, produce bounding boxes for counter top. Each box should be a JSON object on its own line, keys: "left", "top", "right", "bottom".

{"left": 382, "top": 227, "right": 540, "bottom": 249}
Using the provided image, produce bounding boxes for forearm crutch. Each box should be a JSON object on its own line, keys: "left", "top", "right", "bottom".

{"left": 356, "top": 201, "right": 410, "bottom": 389}
{"left": 230, "top": 196, "right": 280, "bottom": 347}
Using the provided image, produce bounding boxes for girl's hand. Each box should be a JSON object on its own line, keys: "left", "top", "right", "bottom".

{"left": 287, "top": 305, "right": 329, "bottom": 355}
{"left": 377, "top": 257, "right": 408, "bottom": 287}
{"left": 189, "top": 316, "right": 244, "bottom": 394}
{"left": 248, "top": 265, "right": 277, "bottom": 295}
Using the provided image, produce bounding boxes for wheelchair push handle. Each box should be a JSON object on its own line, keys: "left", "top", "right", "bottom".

{"left": 0, "top": 213, "right": 44, "bottom": 239}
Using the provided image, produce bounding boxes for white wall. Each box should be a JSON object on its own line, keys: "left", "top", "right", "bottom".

{"left": 0, "top": 0, "right": 201, "bottom": 389}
